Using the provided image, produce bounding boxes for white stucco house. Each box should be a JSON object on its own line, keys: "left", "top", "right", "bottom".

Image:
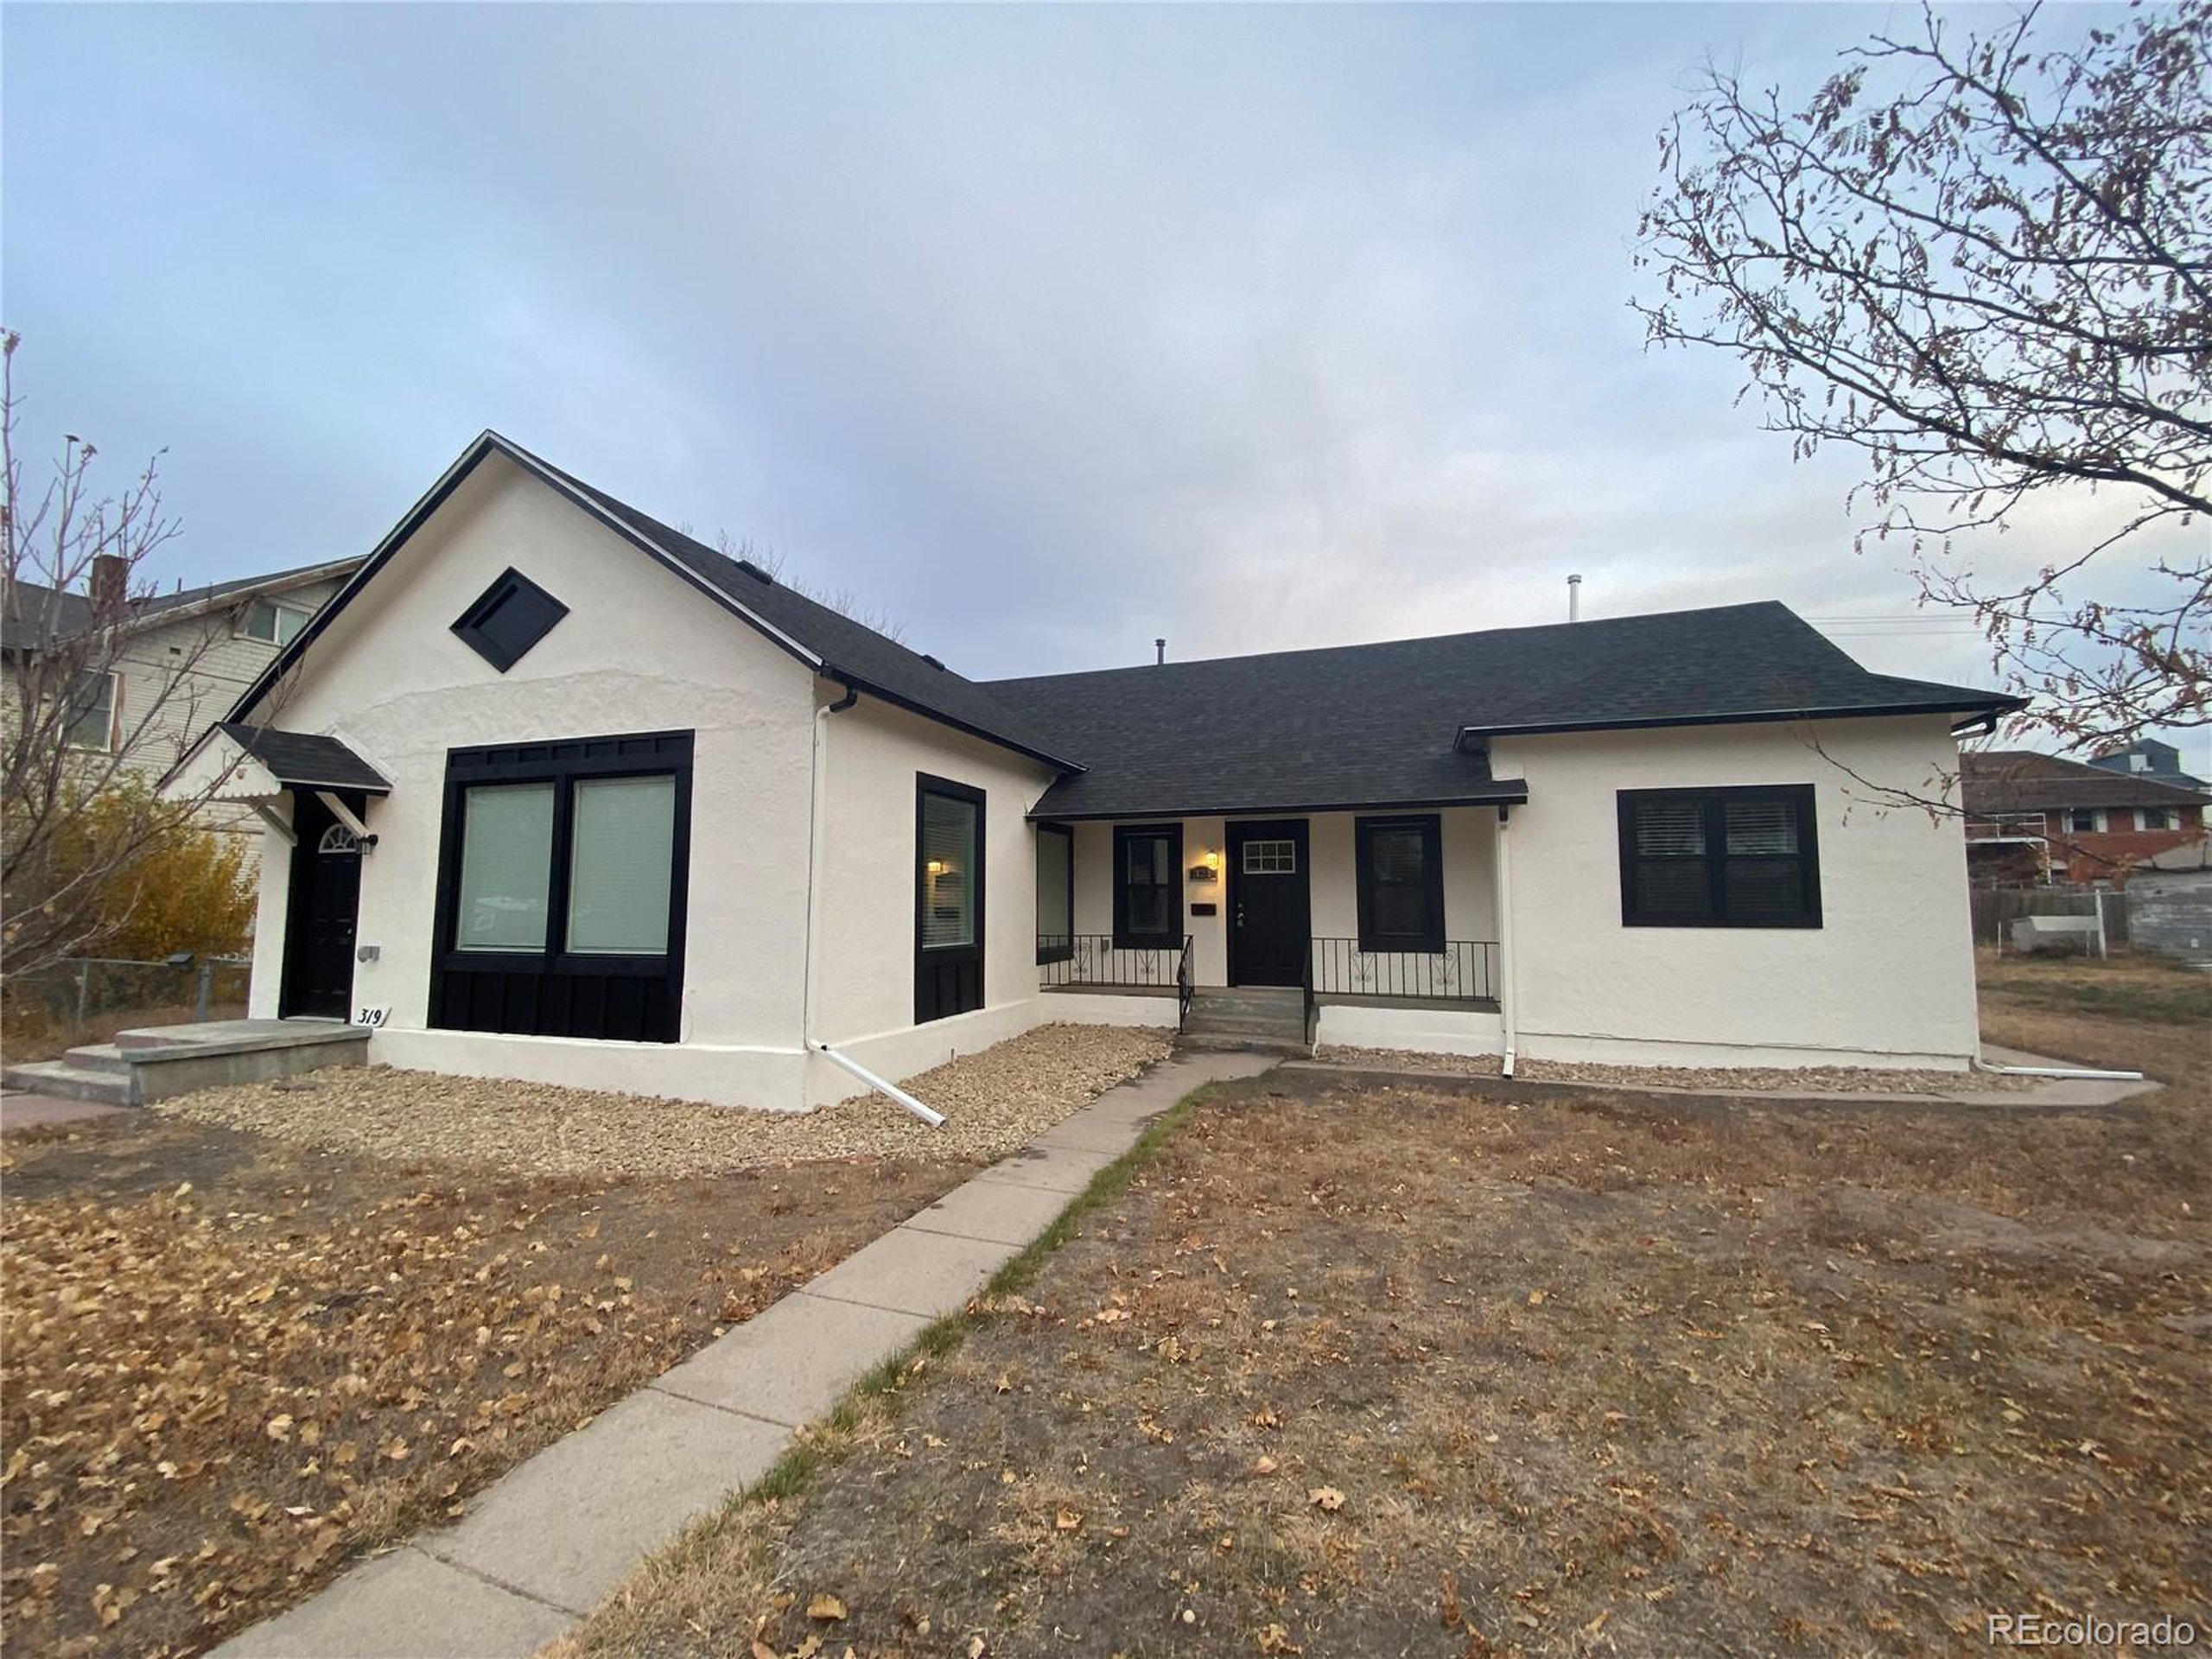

{"left": 168, "top": 432, "right": 2022, "bottom": 1109}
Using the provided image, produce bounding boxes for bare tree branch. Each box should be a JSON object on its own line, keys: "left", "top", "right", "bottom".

{"left": 1635, "top": 0, "right": 2211, "bottom": 747}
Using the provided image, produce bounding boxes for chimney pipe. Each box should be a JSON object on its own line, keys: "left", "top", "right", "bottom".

{"left": 1567, "top": 573, "right": 1582, "bottom": 623}
{"left": 90, "top": 554, "right": 128, "bottom": 615}
{"left": 1154, "top": 637, "right": 1166, "bottom": 666}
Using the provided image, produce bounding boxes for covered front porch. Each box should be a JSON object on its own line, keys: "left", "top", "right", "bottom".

{"left": 1033, "top": 805, "right": 1507, "bottom": 1052}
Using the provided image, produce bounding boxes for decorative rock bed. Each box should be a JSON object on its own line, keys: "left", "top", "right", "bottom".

{"left": 156, "top": 1024, "right": 1173, "bottom": 1178}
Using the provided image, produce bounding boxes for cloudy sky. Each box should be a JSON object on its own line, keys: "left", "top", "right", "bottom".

{"left": 3, "top": 3, "right": 2196, "bottom": 765}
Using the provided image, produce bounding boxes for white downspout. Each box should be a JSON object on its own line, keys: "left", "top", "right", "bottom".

{"left": 801, "top": 680, "right": 858, "bottom": 1103}
{"left": 1496, "top": 803, "right": 1518, "bottom": 1078}
{"left": 800, "top": 677, "right": 945, "bottom": 1128}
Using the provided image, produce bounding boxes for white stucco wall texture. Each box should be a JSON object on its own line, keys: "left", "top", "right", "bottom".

{"left": 1491, "top": 717, "right": 1982, "bottom": 1071}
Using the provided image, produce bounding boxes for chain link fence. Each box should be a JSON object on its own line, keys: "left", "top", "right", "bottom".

{"left": 4, "top": 956, "right": 252, "bottom": 1056}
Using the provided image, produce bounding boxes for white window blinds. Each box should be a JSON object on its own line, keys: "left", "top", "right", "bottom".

{"left": 567, "top": 775, "right": 677, "bottom": 954}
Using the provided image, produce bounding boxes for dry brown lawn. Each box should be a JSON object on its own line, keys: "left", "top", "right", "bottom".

{"left": 567, "top": 957, "right": 2211, "bottom": 1659}
{"left": 0, "top": 1121, "right": 965, "bottom": 1657}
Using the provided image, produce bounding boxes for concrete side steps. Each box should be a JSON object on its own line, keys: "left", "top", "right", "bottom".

{"left": 1182, "top": 988, "right": 1307, "bottom": 1053}
{"left": 2, "top": 1061, "right": 136, "bottom": 1107}
{"left": 61, "top": 1044, "right": 136, "bottom": 1074}
{"left": 3, "top": 1021, "right": 370, "bottom": 1109}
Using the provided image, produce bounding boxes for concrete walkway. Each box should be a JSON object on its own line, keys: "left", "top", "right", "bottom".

{"left": 213, "top": 1049, "right": 1274, "bottom": 1659}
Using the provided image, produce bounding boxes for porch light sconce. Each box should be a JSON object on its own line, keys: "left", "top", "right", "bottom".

{"left": 1188, "top": 851, "right": 1220, "bottom": 884}
{"left": 925, "top": 859, "right": 949, "bottom": 876}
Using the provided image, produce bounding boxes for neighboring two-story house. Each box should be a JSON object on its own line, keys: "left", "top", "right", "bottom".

{"left": 1961, "top": 749, "right": 2210, "bottom": 886}
{"left": 4, "top": 553, "right": 361, "bottom": 834}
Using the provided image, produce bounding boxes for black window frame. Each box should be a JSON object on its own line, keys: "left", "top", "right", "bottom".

{"left": 451, "top": 567, "right": 571, "bottom": 673}
{"left": 430, "top": 729, "right": 693, "bottom": 1042}
{"left": 1035, "top": 821, "right": 1074, "bottom": 964}
{"left": 1617, "top": 784, "right": 1822, "bottom": 930}
{"left": 1112, "top": 822, "right": 1184, "bottom": 950}
{"left": 1355, "top": 813, "right": 1446, "bottom": 953}
{"left": 915, "top": 773, "right": 987, "bottom": 1025}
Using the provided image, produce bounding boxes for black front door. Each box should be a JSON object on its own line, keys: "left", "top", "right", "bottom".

{"left": 1227, "top": 819, "right": 1311, "bottom": 988}
{"left": 281, "top": 791, "right": 364, "bottom": 1020}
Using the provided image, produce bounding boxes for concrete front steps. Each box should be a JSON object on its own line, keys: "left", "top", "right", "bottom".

{"left": 1179, "top": 986, "right": 1311, "bottom": 1057}
{"left": 1, "top": 1019, "right": 369, "bottom": 1108}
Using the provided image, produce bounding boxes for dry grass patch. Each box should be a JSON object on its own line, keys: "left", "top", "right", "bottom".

{"left": 0, "top": 1115, "right": 964, "bottom": 1659}
{"left": 156, "top": 1023, "right": 1171, "bottom": 1179}
{"left": 563, "top": 960, "right": 2209, "bottom": 1659}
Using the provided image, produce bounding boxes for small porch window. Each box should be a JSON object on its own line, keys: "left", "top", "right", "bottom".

{"left": 1113, "top": 823, "right": 1183, "bottom": 949}
{"left": 1035, "top": 823, "right": 1073, "bottom": 963}
{"left": 1356, "top": 815, "right": 1444, "bottom": 952}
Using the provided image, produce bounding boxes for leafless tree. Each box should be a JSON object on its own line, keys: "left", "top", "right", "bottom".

{"left": 713, "top": 531, "right": 909, "bottom": 645}
{"left": 1636, "top": 1, "right": 2209, "bottom": 748}
{"left": 1, "top": 332, "right": 257, "bottom": 979}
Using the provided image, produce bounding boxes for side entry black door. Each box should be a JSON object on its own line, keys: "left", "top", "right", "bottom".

{"left": 281, "top": 791, "right": 364, "bottom": 1020}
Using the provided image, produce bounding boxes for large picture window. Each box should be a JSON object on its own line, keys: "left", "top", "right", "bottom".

{"left": 432, "top": 730, "right": 692, "bottom": 1042}
{"left": 1035, "top": 823, "right": 1073, "bottom": 963}
{"left": 916, "top": 774, "right": 986, "bottom": 1024}
{"left": 1356, "top": 815, "right": 1444, "bottom": 952}
{"left": 1618, "top": 785, "right": 1821, "bottom": 929}
{"left": 1113, "top": 823, "right": 1183, "bottom": 949}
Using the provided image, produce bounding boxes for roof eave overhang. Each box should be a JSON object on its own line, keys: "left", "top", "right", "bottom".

{"left": 1027, "top": 785, "right": 1530, "bottom": 823}
{"left": 1454, "top": 697, "right": 2028, "bottom": 751}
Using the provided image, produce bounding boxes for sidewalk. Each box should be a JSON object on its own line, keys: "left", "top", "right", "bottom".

{"left": 213, "top": 1048, "right": 1274, "bottom": 1659}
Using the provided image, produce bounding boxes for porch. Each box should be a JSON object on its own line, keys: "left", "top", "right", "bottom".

{"left": 1033, "top": 804, "right": 1508, "bottom": 1051}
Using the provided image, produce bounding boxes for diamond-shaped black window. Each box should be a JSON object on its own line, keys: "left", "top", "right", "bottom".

{"left": 452, "top": 569, "right": 569, "bottom": 673}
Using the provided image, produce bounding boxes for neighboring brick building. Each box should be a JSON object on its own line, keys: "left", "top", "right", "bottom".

{"left": 1961, "top": 749, "right": 2210, "bottom": 886}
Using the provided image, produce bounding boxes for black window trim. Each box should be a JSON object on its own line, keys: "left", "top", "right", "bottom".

{"left": 451, "top": 567, "right": 571, "bottom": 673}
{"left": 1355, "top": 813, "right": 1446, "bottom": 954}
{"left": 1112, "top": 822, "right": 1184, "bottom": 950}
{"left": 430, "top": 729, "right": 693, "bottom": 1041}
{"left": 915, "top": 772, "right": 988, "bottom": 1025}
{"left": 1617, "top": 784, "right": 1822, "bottom": 930}
{"left": 1035, "top": 821, "right": 1074, "bottom": 964}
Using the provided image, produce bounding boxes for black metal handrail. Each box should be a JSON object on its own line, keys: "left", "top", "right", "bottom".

{"left": 1176, "top": 935, "right": 1195, "bottom": 1032}
{"left": 1039, "top": 935, "right": 1185, "bottom": 990}
{"left": 1300, "top": 942, "right": 1316, "bottom": 1047}
{"left": 1309, "top": 938, "right": 1498, "bottom": 1002}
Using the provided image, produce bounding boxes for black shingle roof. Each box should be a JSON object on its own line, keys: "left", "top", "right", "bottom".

{"left": 217, "top": 722, "right": 392, "bottom": 794}
{"left": 223, "top": 435, "right": 2020, "bottom": 817}
{"left": 988, "top": 603, "right": 2019, "bottom": 820}
{"left": 519, "top": 452, "right": 1079, "bottom": 771}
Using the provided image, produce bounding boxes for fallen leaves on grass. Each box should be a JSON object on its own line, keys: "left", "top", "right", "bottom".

{"left": 0, "top": 1183, "right": 694, "bottom": 1656}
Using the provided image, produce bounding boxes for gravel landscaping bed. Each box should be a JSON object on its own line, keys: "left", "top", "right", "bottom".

{"left": 156, "top": 1023, "right": 1171, "bottom": 1178}
{"left": 1314, "top": 1043, "right": 2035, "bottom": 1095}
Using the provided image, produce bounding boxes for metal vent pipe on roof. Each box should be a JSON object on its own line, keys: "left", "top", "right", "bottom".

{"left": 1567, "top": 574, "right": 1582, "bottom": 622}
{"left": 1155, "top": 637, "right": 1166, "bottom": 665}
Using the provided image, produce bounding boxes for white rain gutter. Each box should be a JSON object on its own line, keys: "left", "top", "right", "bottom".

{"left": 1497, "top": 803, "right": 1519, "bottom": 1078}
{"left": 812, "top": 1041, "right": 946, "bottom": 1128}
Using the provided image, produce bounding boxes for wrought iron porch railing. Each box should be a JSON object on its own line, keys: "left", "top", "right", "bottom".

{"left": 1038, "top": 935, "right": 1187, "bottom": 991}
{"left": 1308, "top": 938, "right": 1499, "bottom": 1003}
